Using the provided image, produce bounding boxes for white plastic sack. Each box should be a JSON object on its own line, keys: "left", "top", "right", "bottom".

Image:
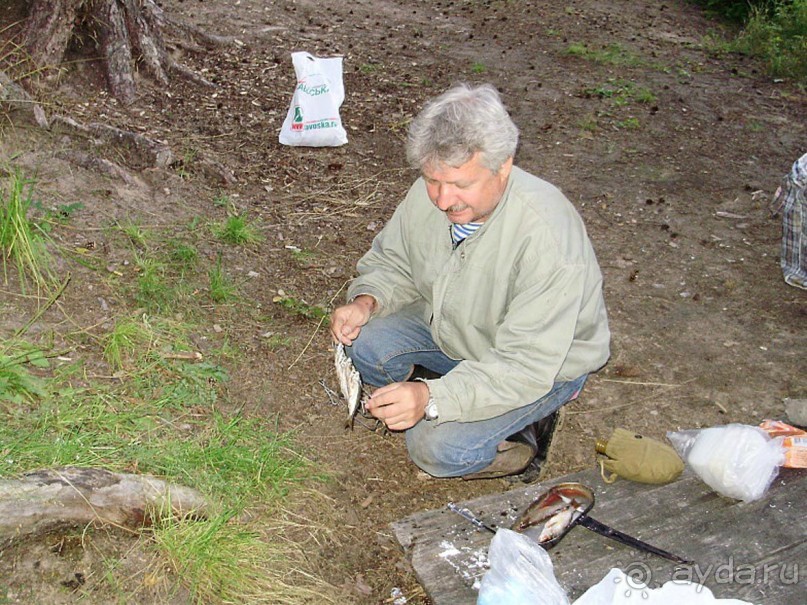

{"left": 573, "top": 568, "right": 752, "bottom": 605}
{"left": 667, "top": 424, "right": 784, "bottom": 502}
{"left": 279, "top": 52, "right": 347, "bottom": 147}
{"left": 477, "top": 528, "right": 570, "bottom": 605}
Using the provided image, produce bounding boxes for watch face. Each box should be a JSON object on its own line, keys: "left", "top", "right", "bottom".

{"left": 426, "top": 400, "right": 438, "bottom": 420}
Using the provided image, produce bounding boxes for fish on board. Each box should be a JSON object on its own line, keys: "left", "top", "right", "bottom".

{"left": 513, "top": 483, "right": 593, "bottom": 545}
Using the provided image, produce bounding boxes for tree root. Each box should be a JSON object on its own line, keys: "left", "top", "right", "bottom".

{"left": 22, "top": 0, "right": 225, "bottom": 104}
{"left": 0, "top": 69, "right": 48, "bottom": 128}
{"left": 50, "top": 114, "right": 175, "bottom": 170}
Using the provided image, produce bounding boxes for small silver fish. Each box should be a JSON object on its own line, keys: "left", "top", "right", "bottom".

{"left": 512, "top": 482, "right": 594, "bottom": 546}
{"left": 538, "top": 507, "right": 575, "bottom": 542}
{"left": 334, "top": 343, "right": 363, "bottom": 428}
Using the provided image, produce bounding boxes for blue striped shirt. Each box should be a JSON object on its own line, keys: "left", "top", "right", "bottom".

{"left": 451, "top": 222, "right": 482, "bottom": 246}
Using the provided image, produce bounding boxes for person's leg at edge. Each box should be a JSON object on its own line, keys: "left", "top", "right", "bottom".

{"left": 345, "top": 304, "right": 459, "bottom": 386}
{"left": 406, "top": 375, "right": 588, "bottom": 478}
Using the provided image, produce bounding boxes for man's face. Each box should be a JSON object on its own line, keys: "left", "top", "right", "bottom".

{"left": 422, "top": 153, "right": 513, "bottom": 224}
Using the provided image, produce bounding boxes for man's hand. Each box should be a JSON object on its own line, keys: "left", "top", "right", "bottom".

{"left": 330, "top": 295, "right": 377, "bottom": 345}
{"left": 365, "top": 381, "right": 430, "bottom": 431}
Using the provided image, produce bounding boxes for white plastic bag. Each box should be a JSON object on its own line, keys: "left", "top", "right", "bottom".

{"left": 279, "top": 52, "right": 347, "bottom": 147}
{"left": 667, "top": 424, "right": 784, "bottom": 502}
{"left": 573, "top": 568, "right": 752, "bottom": 604}
{"left": 477, "top": 529, "right": 570, "bottom": 605}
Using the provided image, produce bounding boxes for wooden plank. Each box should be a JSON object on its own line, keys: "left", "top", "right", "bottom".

{"left": 391, "top": 468, "right": 806, "bottom": 604}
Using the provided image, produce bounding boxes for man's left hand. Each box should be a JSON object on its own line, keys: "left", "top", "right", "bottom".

{"left": 365, "top": 381, "right": 430, "bottom": 431}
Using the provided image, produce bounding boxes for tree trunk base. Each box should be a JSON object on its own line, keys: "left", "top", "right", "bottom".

{"left": 23, "top": 0, "right": 224, "bottom": 104}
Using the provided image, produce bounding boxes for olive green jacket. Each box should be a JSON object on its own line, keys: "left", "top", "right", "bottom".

{"left": 347, "top": 166, "right": 610, "bottom": 423}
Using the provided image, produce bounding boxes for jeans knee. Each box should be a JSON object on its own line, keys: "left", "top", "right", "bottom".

{"left": 409, "top": 444, "right": 461, "bottom": 477}
{"left": 406, "top": 427, "right": 493, "bottom": 478}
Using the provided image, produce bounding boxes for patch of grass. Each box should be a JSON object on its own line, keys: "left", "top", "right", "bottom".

{"left": 584, "top": 79, "right": 657, "bottom": 106}
{"left": 0, "top": 346, "right": 47, "bottom": 405}
{"left": 697, "top": 1, "right": 806, "bottom": 84}
{"left": 140, "top": 410, "right": 305, "bottom": 501}
{"left": 0, "top": 371, "right": 319, "bottom": 601}
{"left": 734, "top": 0, "right": 807, "bottom": 83}
{"left": 152, "top": 509, "right": 327, "bottom": 604}
{"left": 213, "top": 193, "right": 230, "bottom": 208}
{"left": 746, "top": 118, "right": 766, "bottom": 132}
{"left": 167, "top": 240, "right": 198, "bottom": 267}
{"left": 471, "top": 61, "right": 487, "bottom": 74}
{"left": 618, "top": 117, "right": 642, "bottom": 129}
{"left": 43, "top": 201, "right": 84, "bottom": 226}
{"left": 566, "top": 42, "right": 646, "bottom": 67}
{"left": 261, "top": 333, "right": 291, "bottom": 350}
{"left": 187, "top": 215, "right": 203, "bottom": 231}
{"left": 212, "top": 214, "right": 263, "bottom": 246}
{"left": 632, "top": 87, "right": 658, "bottom": 104}
{"left": 0, "top": 169, "right": 54, "bottom": 292}
{"left": 134, "top": 256, "right": 173, "bottom": 312}
{"left": 272, "top": 291, "right": 328, "bottom": 321}
{"left": 290, "top": 247, "right": 317, "bottom": 266}
{"left": 176, "top": 148, "right": 198, "bottom": 180}
{"left": 690, "top": 0, "right": 779, "bottom": 23}
{"left": 0, "top": 365, "right": 304, "bottom": 502}
{"left": 578, "top": 114, "right": 599, "bottom": 132}
{"left": 103, "top": 316, "right": 153, "bottom": 371}
{"left": 358, "top": 63, "right": 378, "bottom": 74}
{"left": 208, "top": 256, "right": 237, "bottom": 303}
{"left": 118, "top": 220, "right": 149, "bottom": 249}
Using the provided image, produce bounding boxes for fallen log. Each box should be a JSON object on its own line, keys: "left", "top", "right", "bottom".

{"left": 0, "top": 467, "right": 207, "bottom": 544}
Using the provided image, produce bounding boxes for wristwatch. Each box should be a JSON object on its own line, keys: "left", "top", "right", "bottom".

{"left": 425, "top": 396, "right": 439, "bottom": 421}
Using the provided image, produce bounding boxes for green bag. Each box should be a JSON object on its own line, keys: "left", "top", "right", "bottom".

{"left": 596, "top": 428, "right": 684, "bottom": 485}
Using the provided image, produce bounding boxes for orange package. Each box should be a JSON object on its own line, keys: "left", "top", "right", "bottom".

{"left": 760, "top": 420, "right": 807, "bottom": 468}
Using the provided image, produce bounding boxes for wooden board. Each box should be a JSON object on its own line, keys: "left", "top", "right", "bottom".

{"left": 392, "top": 467, "right": 806, "bottom": 604}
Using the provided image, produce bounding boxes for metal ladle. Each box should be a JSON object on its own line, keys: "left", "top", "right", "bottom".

{"left": 449, "top": 482, "right": 692, "bottom": 565}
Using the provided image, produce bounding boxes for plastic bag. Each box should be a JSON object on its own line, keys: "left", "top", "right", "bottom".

{"left": 573, "top": 568, "right": 752, "bottom": 604}
{"left": 759, "top": 419, "right": 807, "bottom": 467}
{"left": 477, "top": 528, "right": 570, "bottom": 605}
{"left": 667, "top": 424, "right": 784, "bottom": 502}
{"left": 770, "top": 152, "right": 807, "bottom": 290}
{"left": 279, "top": 52, "right": 347, "bottom": 147}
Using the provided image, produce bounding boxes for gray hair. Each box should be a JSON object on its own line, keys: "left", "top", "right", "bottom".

{"left": 406, "top": 83, "right": 519, "bottom": 173}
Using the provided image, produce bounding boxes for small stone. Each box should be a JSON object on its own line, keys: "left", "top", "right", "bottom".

{"left": 213, "top": 324, "right": 223, "bottom": 333}
{"left": 784, "top": 398, "right": 807, "bottom": 427}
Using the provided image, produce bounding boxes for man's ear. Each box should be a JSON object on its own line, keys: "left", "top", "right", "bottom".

{"left": 498, "top": 156, "right": 514, "bottom": 182}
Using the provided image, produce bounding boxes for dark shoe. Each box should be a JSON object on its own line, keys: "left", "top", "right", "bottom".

{"left": 532, "top": 409, "right": 561, "bottom": 463}
{"left": 505, "top": 410, "right": 562, "bottom": 485}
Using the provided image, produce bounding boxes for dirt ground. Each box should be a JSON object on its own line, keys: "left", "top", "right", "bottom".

{"left": 1, "top": 0, "right": 805, "bottom": 603}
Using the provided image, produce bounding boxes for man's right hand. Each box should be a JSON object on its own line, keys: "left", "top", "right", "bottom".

{"left": 329, "top": 295, "right": 377, "bottom": 345}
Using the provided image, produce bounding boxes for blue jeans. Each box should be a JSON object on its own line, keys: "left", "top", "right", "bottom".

{"left": 346, "top": 305, "right": 588, "bottom": 477}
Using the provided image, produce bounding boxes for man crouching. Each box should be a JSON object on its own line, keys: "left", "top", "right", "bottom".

{"left": 330, "top": 83, "right": 610, "bottom": 480}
